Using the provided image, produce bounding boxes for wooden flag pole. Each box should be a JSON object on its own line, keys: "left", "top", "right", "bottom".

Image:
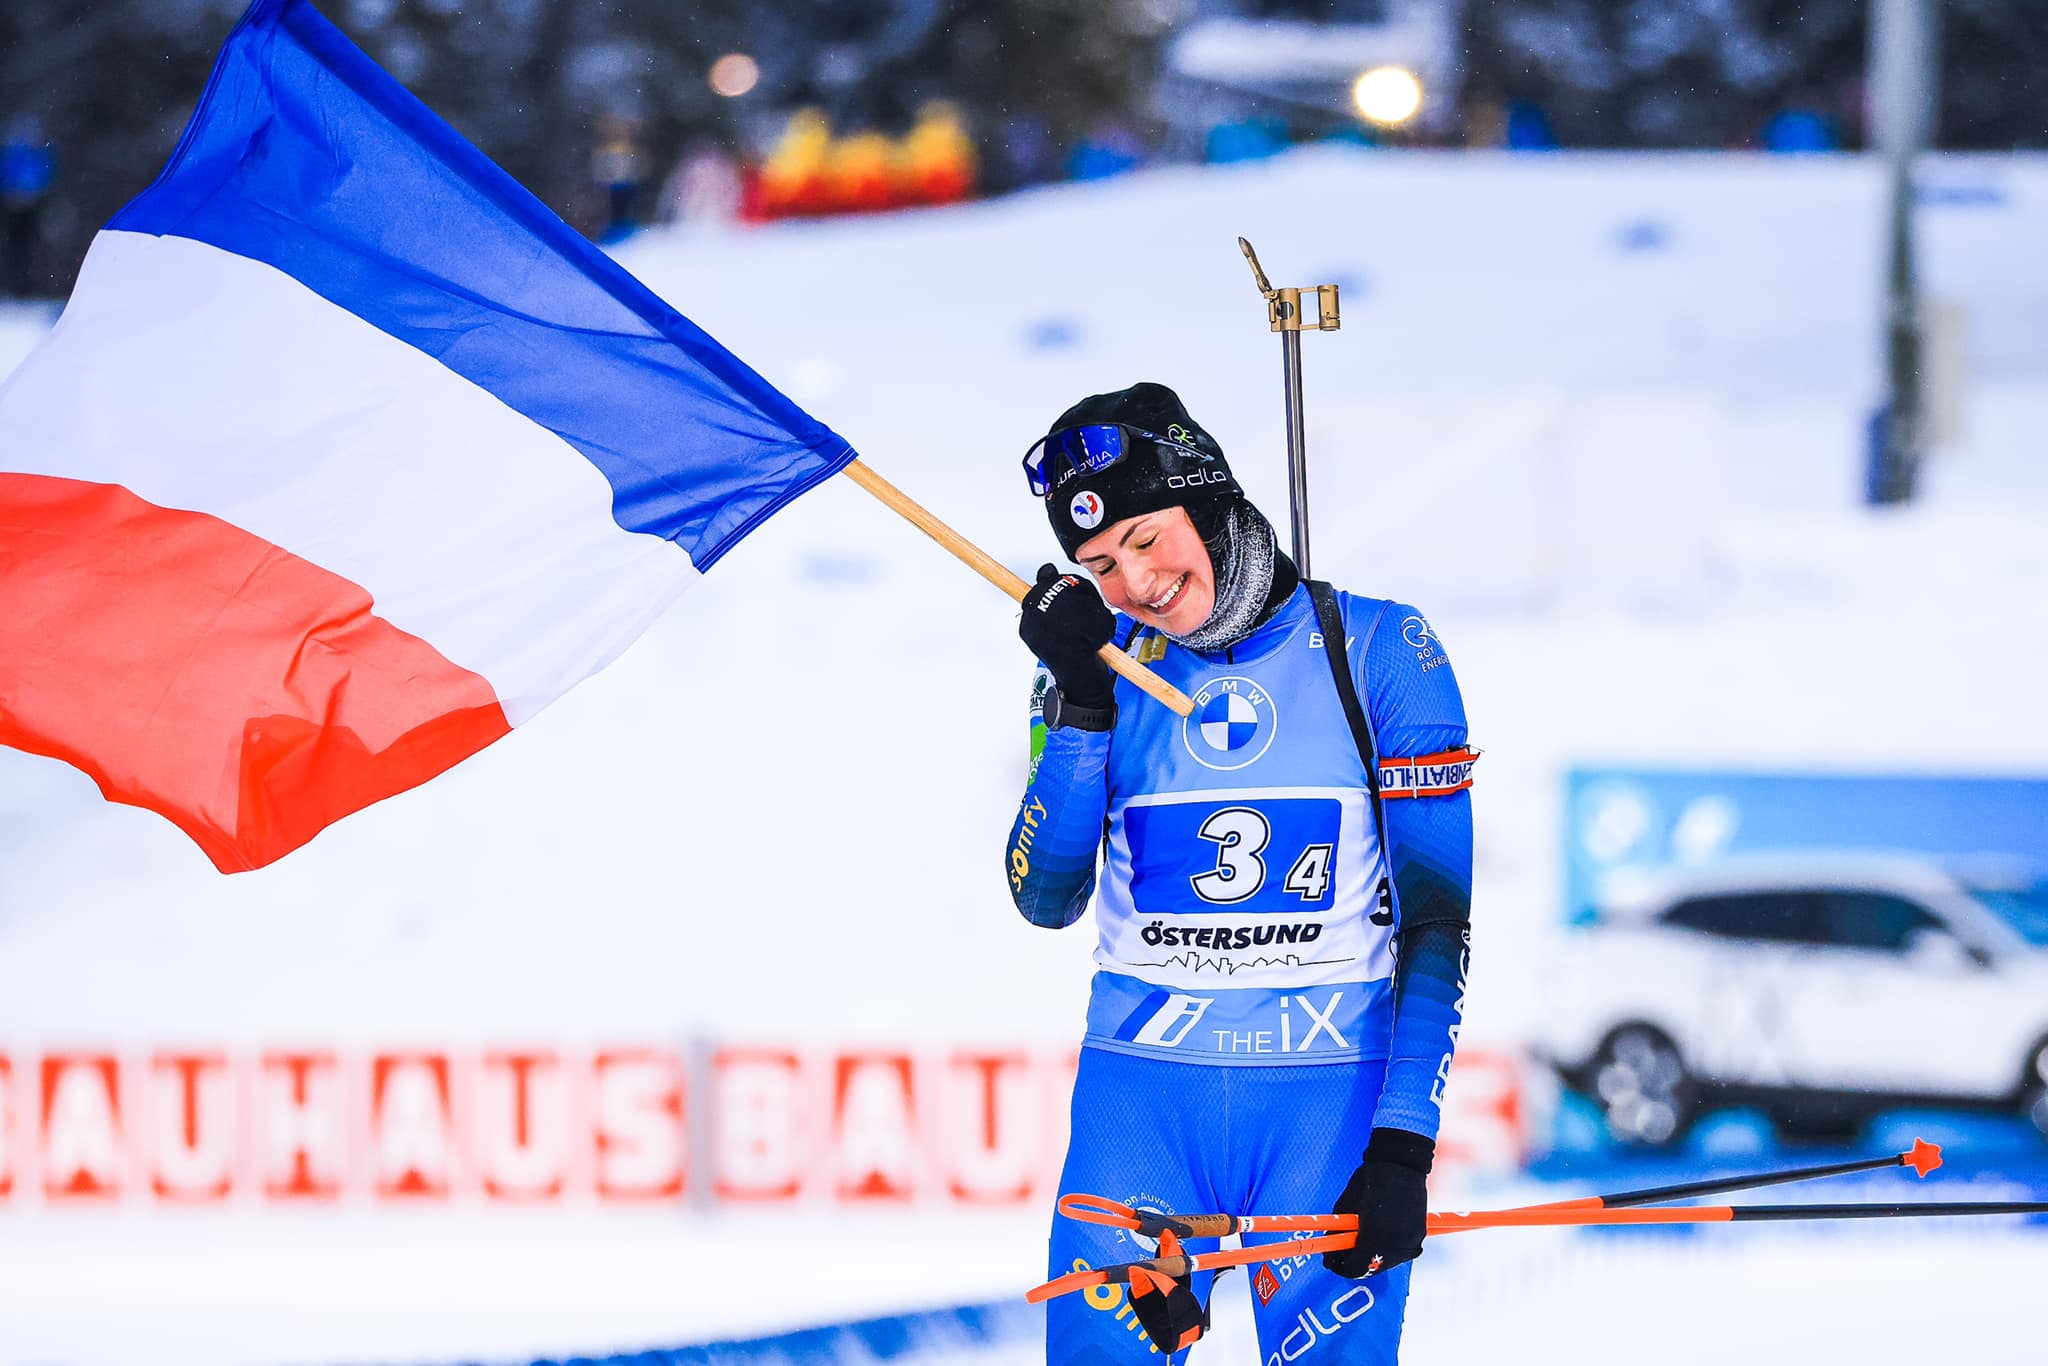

{"left": 840, "top": 459, "right": 1194, "bottom": 717}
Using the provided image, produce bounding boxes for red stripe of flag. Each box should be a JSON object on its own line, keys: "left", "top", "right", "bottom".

{"left": 0, "top": 473, "right": 510, "bottom": 870}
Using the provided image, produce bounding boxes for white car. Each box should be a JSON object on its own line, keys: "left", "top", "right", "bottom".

{"left": 1536, "top": 855, "right": 2048, "bottom": 1146}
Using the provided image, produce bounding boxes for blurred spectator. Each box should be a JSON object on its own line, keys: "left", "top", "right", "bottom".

{"left": 1504, "top": 99, "right": 1559, "bottom": 151}
{"left": 746, "top": 104, "right": 977, "bottom": 219}
{"left": 754, "top": 108, "right": 834, "bottom": 219}
{"left": 1835, "top": 79, "right": 1870, "bottom": 149}
{"left": 898, "top": 101, "right": 976, "bottom": 206}
{"left": 2, "top": 116, "right": 56, "bottom": 299}
{"left": 1068, "top": 120, "right": 1144, "bottom": 181}
{"left": 824, "top": 128, "right": 895, "bottom": 213}
{"left": 590, "top": 114, "right": 645, "bottom": 242}
{"left": 1762, "top": 102, "right": 1839, "bottom": 153}
{"left": 1463, "top": 95, "right": 1508, "bottom": 148}
{"left": 657, "top": 143, "right": 743, "bottom": 226}
{"left": 985, "top": 113, "right": 1057, "bottom": 195}
{"left": 1204, "top": 115, "right": 1287, "bottom": 164}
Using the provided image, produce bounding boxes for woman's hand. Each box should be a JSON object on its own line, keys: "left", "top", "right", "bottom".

{"left": 1127, "top": 1265, "right": 1209, "bottom": 1353}
{"left": 1323, "top": 1126, "right": 1434, "bottom": 1279}
{"left": 1019, "top": 563, "right": 1115, "bottom": 709}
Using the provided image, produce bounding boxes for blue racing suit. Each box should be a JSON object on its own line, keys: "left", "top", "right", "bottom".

{"left": 1006, "top": 582, "right": 1474, "bottom": 1364}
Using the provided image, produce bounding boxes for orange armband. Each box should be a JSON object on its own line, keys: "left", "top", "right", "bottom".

{"left": 1376, "top": 746, "right": 1479, "bottom": 798}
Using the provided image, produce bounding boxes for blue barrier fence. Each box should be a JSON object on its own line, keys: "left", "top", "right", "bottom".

{"left": 440, "top": 1298, "right": 1038, "bottom": 1366}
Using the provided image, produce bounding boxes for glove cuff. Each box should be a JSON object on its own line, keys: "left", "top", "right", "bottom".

{"left": 1045, "top": 685, "right": 1116, "bottom": 731}
{"left": 1364, "top": 1125, "right": 1436, "bottom": 1176}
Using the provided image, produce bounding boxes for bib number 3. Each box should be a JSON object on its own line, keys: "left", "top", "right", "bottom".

{"left": 1190, "top": 807, "right": 1268, "bottom": 903}
{"left": 1189, "top": 807, "right": 1335, "bottom": 907}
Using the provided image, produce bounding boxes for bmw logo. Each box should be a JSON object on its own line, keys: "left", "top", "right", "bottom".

{"left": 1069, "top": 490, "right": 1105, "bottom": 530}
{"left": 1181, "top": 675, "right": 1277, "bottom": 770}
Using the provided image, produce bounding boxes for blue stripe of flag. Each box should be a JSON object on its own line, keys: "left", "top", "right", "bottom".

{"left": 110, "top": 0, "right": 853, "bottom": 571}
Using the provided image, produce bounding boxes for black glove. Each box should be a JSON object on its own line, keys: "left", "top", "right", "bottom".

{"left": 1322, "top": 1126, "right": 1434, "bottom": 1280}
{"left": 1018, "top": 563, "right": 1115, "bottom": 710}
{"left": 1127, "top": 1265, "right": 1209, "bottom": 1354}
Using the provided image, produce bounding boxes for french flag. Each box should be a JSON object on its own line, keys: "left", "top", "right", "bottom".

{"left": 0, "top": 0, "right": 854, "bottom": 872}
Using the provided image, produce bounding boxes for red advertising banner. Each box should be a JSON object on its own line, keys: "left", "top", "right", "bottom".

{"left": 0, "top": 1046, "right": 1525, "bottom": 1209}
{"left": 0, "top": 1054, "right": 13, "bottom": 1199}
{"left": 150, "top": 1051, "right": 236, "bottom": 1202}
{"left": 43, "top": 1053, "right": 124, "bottom": 1201}
{"left": 477, "top": 1050, "right": 569, "bottom": 1202}
{"left": 594, "top": 1049, "right": 687, "bottom": 1201}
{"left": 259, "top": 1051, "right": 345, "bottom": 1201}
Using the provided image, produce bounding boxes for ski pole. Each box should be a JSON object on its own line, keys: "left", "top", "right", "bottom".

{"left": 1427, "top": 1198, "right": 2048, "bottom": 1233}
{"left": 1057, "top": 1192, "right": 1354, "bottom": 1240}
{"left": 1516, "top": 1137, "right": 1944, "bottom": 1213}
{"left": 1030, "top": 1199, "right": 2048, "bottom": 1304}
{"left": 1053, "top": 1140, "right": 1943, "bottom": 1244}
{"left": 1028, "top": 1231, "right": 1360, "bottom": 1304}
{"left": 1031, "top": 1140, "right": 2014, "bottom": 1305}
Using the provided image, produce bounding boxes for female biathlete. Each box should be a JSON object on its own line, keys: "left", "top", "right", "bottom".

{"left": 1004, "top": 383, "right": 1476, "bottom": 1363}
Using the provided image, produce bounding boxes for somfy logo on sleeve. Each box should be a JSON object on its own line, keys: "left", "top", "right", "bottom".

{"left": 1181, "top": 675, "right": 1277, "bottom": 770}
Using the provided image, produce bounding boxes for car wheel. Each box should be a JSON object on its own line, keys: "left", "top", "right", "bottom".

{"left": 2022, "top": 1039, "right": 2048, "bottom": 1141}
{"left": 1589, "top": 1024, "right": 1694, "bottom": 1147}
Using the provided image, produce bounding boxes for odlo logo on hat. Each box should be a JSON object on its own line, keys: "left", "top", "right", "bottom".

{"left": 1069, "top": 490, "right": 1105, "bottom": 530}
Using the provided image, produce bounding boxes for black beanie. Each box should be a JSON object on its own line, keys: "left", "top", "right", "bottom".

{"left": 1039, "top": 382, "right": 1243, "bottom": 559}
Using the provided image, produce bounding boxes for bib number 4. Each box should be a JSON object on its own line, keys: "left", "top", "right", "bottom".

{"left": 1283, "top": 843, "right": 1333, "bottom": 901}
{"left": 1189, "top": 806, "right": 1334, "bottom": 907}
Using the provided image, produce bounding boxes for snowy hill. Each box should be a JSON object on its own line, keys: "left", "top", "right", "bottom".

{"left": 2, "top": 147, "right": 2046, "bottom": 1366}
{"left": 7, "top": 146, "right": 2045, "bottom": 1047}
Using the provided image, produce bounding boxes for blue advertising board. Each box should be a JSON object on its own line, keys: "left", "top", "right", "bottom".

{"left": 1564, "top": 770, "right": 2048, "bottom": 925}
{"left": 1542, "top": 768, "right": 2048, "bottom": 1193}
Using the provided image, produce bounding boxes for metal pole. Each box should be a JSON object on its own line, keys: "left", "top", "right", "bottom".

{"left": 1876, "top": 158, "right": 1922, "bottom": 505}
{"left": 1868, "top": 0, "right": 1937, "bottom": 505}
{"left": 1239, "top": 238, "right": 1339, "bottom": 577}
{"left": 1280, "top": 327, "right": 1311, "bottom": 577}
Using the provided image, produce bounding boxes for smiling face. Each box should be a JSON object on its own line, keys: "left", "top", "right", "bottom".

{"left": 1074, "top": 506, "right": 1217, "bottom": 635}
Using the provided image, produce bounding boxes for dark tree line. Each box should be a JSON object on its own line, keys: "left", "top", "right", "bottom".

{"left": 2, "top": 0, "right": 2044, "bottom": 297}
{"left": 0, "top": 0, "right": 1166, "bottom": 295}
{"left": 1463, "top": 0, "right": 2048, "bottom": 150}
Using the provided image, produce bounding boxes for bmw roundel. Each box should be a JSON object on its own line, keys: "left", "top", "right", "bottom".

{"left": 1181, "top": 675, "right": 1277, "bottom": 770}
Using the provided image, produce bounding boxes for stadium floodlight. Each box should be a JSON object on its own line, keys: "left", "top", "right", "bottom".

{"left": 1351, "top": 66, "right": 1422, "bottom": 126}
{"left": 709, "top": 53, "right": 760, "bottom": 99}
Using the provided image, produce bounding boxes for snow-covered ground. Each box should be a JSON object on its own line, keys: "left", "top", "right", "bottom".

{"left": 7, "top": 1214, "right": 2045, "bottom": 1366}
{"left": 3, "top": 147, "right": 2047, "bottom": 1365}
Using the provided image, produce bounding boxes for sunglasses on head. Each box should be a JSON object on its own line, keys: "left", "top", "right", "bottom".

{"left": 1021, "top": 423, "right": 1208, "bottom": 497}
